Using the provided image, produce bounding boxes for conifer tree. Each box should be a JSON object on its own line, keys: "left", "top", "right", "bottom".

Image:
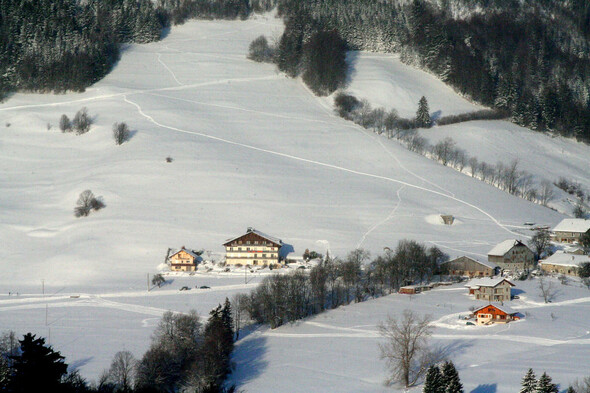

{"left": 536, "top": 372, "right": 559, "bottom": 393}
{"left": 441, "top": 361, "right": 462, "bottom": 393}
{"left": 520, "top": 368, "right": 537, "bottom": 393}
{"left": 8, "top": 333, "right": 68, "bottom": 393}
{"left": 423, "top": 365, "right": 443, "bottom": 393}
{"left": 416, "top": 96, "right": 432, "bottom": 128}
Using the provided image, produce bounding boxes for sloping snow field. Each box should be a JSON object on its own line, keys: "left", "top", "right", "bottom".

{"left": 0, "top": 13, "right": 588, "bottom": 390}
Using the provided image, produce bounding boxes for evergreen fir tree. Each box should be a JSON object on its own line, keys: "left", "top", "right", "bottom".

{"left": 520, "top": 368, "right": 537, "bottom": 393}
{"left": 8, "top": 333, "right": 68, "bottom": 393}
{"left": 441, "top": 361, "right": 462, "bottom": 393}
{"left": 536, "top": 372, "right": 559, "bottom": 393}
{"left": 423, "top": 365, "right": 444, "bottom": 393}
{"left": 416, "top": 96, "right": 432, "bottom": 128}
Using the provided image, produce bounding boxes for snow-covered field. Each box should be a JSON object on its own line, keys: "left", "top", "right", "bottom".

{"left": 0, "top": 13, "right": 588, "bottom": 390}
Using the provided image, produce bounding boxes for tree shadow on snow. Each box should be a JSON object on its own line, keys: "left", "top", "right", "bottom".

{"left": 430, "top": 339, "right": 474, "bottom": 362}
{"left": 431, "top": 110, "right": 443, "bottom": 122}
{"left": 68, "top": 357, "right": 93, "bottom": 372}
{"left": 229, "top": 334, "right": 268, "bottom": 388}
{"left": 345, "top": 51, "right": 360, "bottom": 88}
{"left": 470, "top": 384, "right": 497, "bottom": 393}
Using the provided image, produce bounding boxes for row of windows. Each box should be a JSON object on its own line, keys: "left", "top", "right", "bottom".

{"left": 229, "top": 246, "right": 277, "bottom": 251}
{"left": 235, "top": 240, "right": 274, "bottom": 246}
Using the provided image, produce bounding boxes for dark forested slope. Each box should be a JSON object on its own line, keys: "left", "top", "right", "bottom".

{"left": 275, "top": 0, "right": 590, "bottom": 141}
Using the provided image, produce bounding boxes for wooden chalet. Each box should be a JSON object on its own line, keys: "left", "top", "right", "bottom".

{"left": 169, "top": 247, "right": 201, "bottom": 272}
{"left": 472, "top": 303, "right": 520, "bottom": 325}
{"left": 223, "top": 227, "right": 282, "bottom": 266}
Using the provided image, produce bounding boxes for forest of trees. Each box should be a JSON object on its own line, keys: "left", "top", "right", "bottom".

{"left": 272, "top": 0, "right": 590, "bottom": 141}
{"left": 234, "top": 241, "right": 448, "bottom": 329}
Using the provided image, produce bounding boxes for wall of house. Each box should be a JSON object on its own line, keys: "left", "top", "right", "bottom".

{"left": 473, "top": 282, "right": 511, "bottom": 301}
{"left": 445, "top": 257, "right": 494, "bottom": 277}
{"left": 540, "top": 263, "right": 579, "bottom": 276}
{"left": 490, "top": 246, "right": 534, "bottom": 272}
{"left": 552, "top": 231, "right": 583, "bottom": 244}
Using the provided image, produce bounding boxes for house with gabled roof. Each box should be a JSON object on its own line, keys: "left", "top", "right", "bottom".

{"left": 223, "top": 227, "right": 283, "bottom": 266}
{"left": 466, "top": 277, "right": 515, "bottom": 302}
{"left": 488, "top": 239, "right": 534, "bottom": 272}
{"left": 169, "top": 247, "right": 201, "bottom": 272}
{"left": 552, "top": 219, "right": 590, "bottom": 244}
{"left": 539, "top": 251, "right": 590, "bottom": 276}
{"left": 472, "top": 303, "right": 520, "bottom": 325}
{"left": 441, "top": 256, "right": 499, "bottom": 277}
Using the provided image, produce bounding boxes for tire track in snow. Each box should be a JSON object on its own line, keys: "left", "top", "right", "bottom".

{"left": 426, "top": 241, "right": 488, "bottom": 258}
{"left": 122, "top": 95, "right": 524, "bottom": 238}
{"left": 157, "top": 53, "right": 183, "bottom": 86}
{"left": 356, "top": 185, "right": 405, "bottom": 248}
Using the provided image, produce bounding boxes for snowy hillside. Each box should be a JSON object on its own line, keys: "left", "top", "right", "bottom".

{"left": 0, "top": 13, "right": 588, "bottom": 388}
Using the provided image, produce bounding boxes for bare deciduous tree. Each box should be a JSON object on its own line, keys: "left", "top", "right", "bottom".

{"left": 106, "top": 350, "right": 136, "bottom": 392}
{"left": 538, "top": 180, "right": 555, "bottom": 206}
{"left": 538, "top": 276, "right": 558, "bottom": 303}
{"left": 72, "top": 107, "right": 91, "bottom": 134}
{"left": 467, "top": 156, "right": 479, "bottom": 177}
{"left": 432, "top": 137, "right": 455, "bottom": 166}
{"left": 379, "top": 310, "right": 433, "bottom": 388}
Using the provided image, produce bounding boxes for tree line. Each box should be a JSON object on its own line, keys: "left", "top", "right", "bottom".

{"left": 0, "top": 300, "right": 236, "bottom": 393}
{"left": 232, "top": 240, "right": 448, "bottom": 330}
{"left": 273, "top": 0, "right": 590, "bottom": 142}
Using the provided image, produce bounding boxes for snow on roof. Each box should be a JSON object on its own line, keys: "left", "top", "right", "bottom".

{"left": 466, "top": 277, "right": 514, "bottom": 289}
{"left": 443, "top": 256, "right": 498, "bottom": 270}
{"left": 539, "top": 251, "right": 590, "bottom": 268}
{"left": 552, "top": 219, "right": 590, "bottom": 234}
{"left": 224, "top": 227, "right": 282, "bottom": 246}
{"left": 487, "top": 239, "right": 526, "bottom": 256}
{"left": 169, "top": 248, "right": 200, "bottom": 259}
{"left": 473, "top": 302, "right": 518, "bottom": 315}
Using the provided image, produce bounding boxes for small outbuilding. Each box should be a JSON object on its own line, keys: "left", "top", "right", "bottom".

{"left": 472, "top": 303, "right": 520, "bottom": 325}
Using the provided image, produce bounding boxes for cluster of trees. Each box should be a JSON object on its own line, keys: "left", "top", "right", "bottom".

{"left": 249, "top": 27, "right": 348, "bottom": 96}
{"left": 237, "top": 241, "right": 447, "bottom": 329}
{"left": 423, "top": 362, "right": 463, "bottom": 393}
{"left": 275, "top": 0, "right": 590, "bottom": 141}
{"left": 0, "top": 301, "right": 236, "bottom": 393}
{"left": 133, "top": 302, "right": 234, "bottom": 392}
{"left": 520, "top": 369, "right": 561, "bottom": 393}
{"left": 59, "top": 108, "right": 92, "bottom": 135}
{"left": 0, "top": 0, "right": 277, "bottom": 99}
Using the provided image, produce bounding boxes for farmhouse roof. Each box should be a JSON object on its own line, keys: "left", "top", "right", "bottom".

{"left": 552, "top": 219, "right": 590, "bottom": 234}
{"left": 442, "top": 256, "right": 498, "bottom": 270}
{"left": 169, "top": 248, "right": 200, "bottom": 259}
{"left": 466, "top": 277, "right": 514, "bottom": 289}
{"left": 473, "top": 303, "right": 518, "bottom": 315}
{"left": 488, "top": 239, "right": 528, "bottom": 256}
{"left": 539, "top": 251, "right": 590, "bottom": 268}
{"left": 223, "top": 227, "right": 282, "bottom": 246}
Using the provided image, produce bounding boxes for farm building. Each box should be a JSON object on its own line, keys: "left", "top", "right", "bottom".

{"left": 539, "top": 251, "right": 590, "bottom": 276}
{"left": 224, "top": 227, "right": 282, "bottom": 266}
{"left": 551, "top": 219, "right": 590, "bottom": 244}
{"left": 472, "top": 303, "right": 520, "bottom": 325}
{"left": 168, "top": 247, "right": 201, "bottom": 272}
{"left": 399, "top": 284, "right": 433, "bottom": 294}
{"left": 466, "top": 277, "right": 514, "bottom": 302}
{"left": 441, "top": 256, "right": 499, "bottom": 277}
{"left": 487, "top": 239, "right": 534, "bottom": 272}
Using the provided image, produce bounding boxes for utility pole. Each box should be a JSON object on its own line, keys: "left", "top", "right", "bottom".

{"left": 45, "top": 304, "right": 48, "bottom": 326}
{"left": 41, "top": 279, "right": 45, "bottom": 297}
{"left": 245, "top": 265, "right": 247, "bottom": 285}
{"left": 147, "top": 273, "right": 150, "bottom": 292}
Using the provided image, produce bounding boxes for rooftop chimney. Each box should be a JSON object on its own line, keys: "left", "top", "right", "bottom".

{"left": 247, "top": 227, "right": 253, "bottom": 232}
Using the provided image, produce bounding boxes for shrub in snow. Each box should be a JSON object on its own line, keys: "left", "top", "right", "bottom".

{"left": 248, "top": 35, "right": 274, "bottom": 63}
{"left": 113, "top": 122, "right": 131, "bottom": 145}
{"left": 74, "top": 190, "right": 105, "bottom": 217}
{"left": 59, "top": 114, "right": 71, "bottom": 132}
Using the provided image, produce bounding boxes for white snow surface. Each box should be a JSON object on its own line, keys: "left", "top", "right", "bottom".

{"left": 0, "top": 13, "right": 588, "bottom": 391}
